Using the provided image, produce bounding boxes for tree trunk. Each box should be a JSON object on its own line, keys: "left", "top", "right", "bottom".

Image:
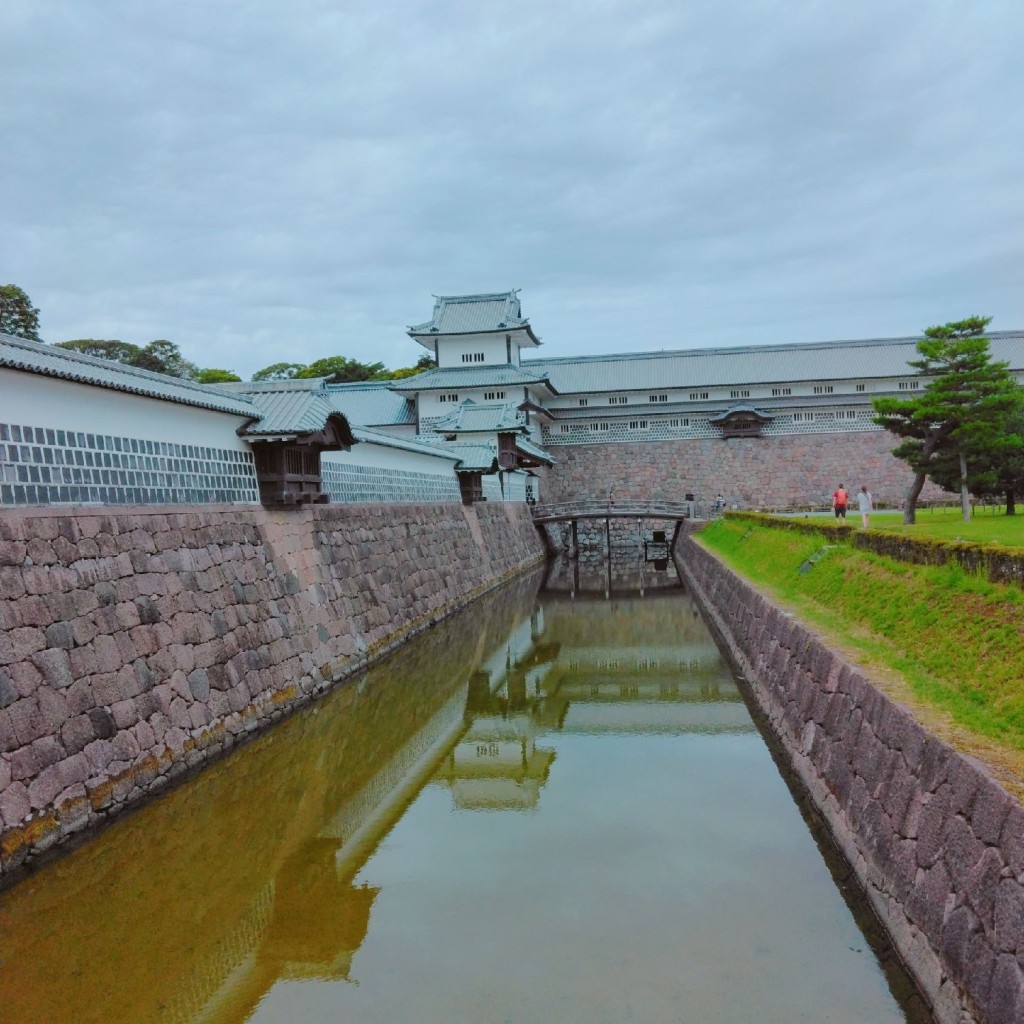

{"left": 959, "top": 450, "right": 971, "bottom": 522}
{"left": 904, "top": 472, "right": 927, "bottom": 524}
{"left": 1006, "top": 488, "right": 1016, "bottom": 516}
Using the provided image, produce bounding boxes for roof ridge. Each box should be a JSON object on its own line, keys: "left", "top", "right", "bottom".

{"left": 523, "top": 330, "right": 1024, "bottom": 366}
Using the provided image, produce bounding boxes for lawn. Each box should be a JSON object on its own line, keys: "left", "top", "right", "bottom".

{"left": 696, "top": 518, "right": 1024, "bottom": 758}
{"left": 869, "top": 504, "right": 1024, "bottom": 547}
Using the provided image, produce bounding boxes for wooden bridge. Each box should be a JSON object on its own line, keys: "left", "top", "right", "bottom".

{"left": 529, "top": 499, "right": 695, "bottom": 525}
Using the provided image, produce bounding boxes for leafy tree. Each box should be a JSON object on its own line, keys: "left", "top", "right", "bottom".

{"left": 131, "top": 339, "right": 199, "bottom": 379}
{"left": 383, "top": 353, "right": 437, "bottom": 379}
{"left": 295, "top": 356, "right": 387, "bottom": 383}
{"left": 53, "top": 337, "right": 201, "bottom": 379}
{"left": 194, "top": 368, "right": 242, "bottom": 383}
{"left": 0, "top": 284, "right": 41, "bottom": 340}
{"left": 55, "top": 339, "right": 142, "bottom": 363}
{"left": 927, "top": 411, "right": 1024, "bottom": 515}
{"left": 251, "top": 361, "right": 306, "bottom": 381}
{"left": 873, "top": 317, "right": 1023, "bottom": 523}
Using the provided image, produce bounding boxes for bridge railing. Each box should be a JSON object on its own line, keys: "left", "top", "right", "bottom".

{"left": 530, "top": 499, "right": 694, "bottom": 520}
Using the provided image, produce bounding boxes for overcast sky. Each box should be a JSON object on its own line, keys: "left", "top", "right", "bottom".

{"left": 3, "top": 0, "right": 1022, "bottom": 379}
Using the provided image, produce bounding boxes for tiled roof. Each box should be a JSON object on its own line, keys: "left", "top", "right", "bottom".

{"left": 223, "top": 379, "right": 354, "bottom": 439}
{"left": 441, "top": 442, "right": 500, "bottom": 473}
{"left": 708, "top": 404, "right": 773, "bottom": 424}
{"left": 326, "top": 380, "right": 416, "bottom": 426}
{"left": 523, "top": 330, "right": 1024, "bottom": 394}
{"left": 0, "top": 334, "right": 259, "bottom": 417}
{"left": 430, "top": 400, "right": 526, "bottom": 434}
{"left": 353, "top": 426, "right": 461, "bottom": 460}
{"left": 515, "top": 435, "right": 555, "bottom": 466}
{"left": 388, "top": 363, "right": 555, "bottom": 392}
{"left": 408, "top": 291, "right": 538, "bottom": 342}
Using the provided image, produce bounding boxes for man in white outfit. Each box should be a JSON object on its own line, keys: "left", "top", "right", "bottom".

{"left": 857, "top": 485, "right": 873, "bottom": 528}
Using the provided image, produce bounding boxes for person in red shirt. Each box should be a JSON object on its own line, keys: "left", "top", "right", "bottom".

{"left": 832, "top": 484, "right": 849, "bottom": 520}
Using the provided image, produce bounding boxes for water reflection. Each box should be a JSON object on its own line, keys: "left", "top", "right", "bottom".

{"left": 0, "top": 571, "right": 929, "bottom": 1024}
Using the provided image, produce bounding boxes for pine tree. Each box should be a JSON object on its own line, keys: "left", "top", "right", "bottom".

{"left": 873, "top": 317, "right": 1023, "bottom": 523}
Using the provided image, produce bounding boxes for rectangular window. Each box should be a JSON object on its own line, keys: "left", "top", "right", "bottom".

{"left": 609, "top": 396, "right": 628, "bottom": 405}
{"left": 649, "top": 394, "right": 668, "bottom": 403}
{"left": 560, "top": 424, "right": 572, "bottom": 433}
{"left": 438, "top": 393, "right": 459, "bottom": 403}
{"left": 688, "top": 392, "right": 709, "bottom": 401}
{"left": 668, "top": 418, "right": 690, "bottom": 427}
{"left": 461, "top": 353, "right": 485, "bottom": 363}
{"left": 792, "top": 413, "right": 805, "bottom": 422}
{"left": 483, "top": 391, "right": 506, "bottom": 400}
{"left": 578, "top": 398, "right": 588, "bottom": 407}
{"left": 730, "top": 389, "right": 750, "bottom": 399}
{"left": 628, "top": 420, "right": 649, "bottom": 430}
{"left": 898, "top": 380, "right": 920, "bottom": 391}
{"left": 855, "top": 383, "right": 866, "bottom": 392}
{"left": 812, "top": 385, "right": 834, "bottom": 395}
{"left": 771, "top": 387, "right": 791, "bottom": 397}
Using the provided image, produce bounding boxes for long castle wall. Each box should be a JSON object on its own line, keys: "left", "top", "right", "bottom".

{"left": 675, "top": 532, "right": 1024, "bottom": 1024}
{"left": 544, "top": 431, "right": 946, "bottom": 508}
{"left": 0, "top": 502, "right": 545, "bottom": 880}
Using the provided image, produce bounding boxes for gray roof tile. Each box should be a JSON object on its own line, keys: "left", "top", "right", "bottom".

{"left": 353, "top": 426, "right": 460, "bottom": 460}
{"left": 327, "top": 380, "right": 416, "bottom": 426}
{"left": 1, "top": 334, "right": 259, "bottom": 417}
{"left": 408, "top": 291, "right": 536, "bottom": 339}
{"left": 524, "top": 330, "right": 1024, "bottom": 393}
{"left": 430, "top": 400, "right": 526, "bottom": 434}
{"left": 389, "top": 363, "right": 555, "bottom": 392}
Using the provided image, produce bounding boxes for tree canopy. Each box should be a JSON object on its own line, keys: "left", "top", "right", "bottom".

{"left": 54, "top": 338, "right": 200, "bottom": 379}
{"left": 0, "top": 284, "right": 41, "bottom": 340}
{"left": 193, "top": 367, "right": 242, "bottom": 383}
{"left": 294, "top": 356, "right": 388, "bottom": 383}
{"left": 873, "top": 317, "right": 1023, "bottom": 522}
{"left": 251, "top": 362, "right": 305, "bottom": 382}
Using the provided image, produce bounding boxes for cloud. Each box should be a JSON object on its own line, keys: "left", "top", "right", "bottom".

{"left": 2, "top": 0, "right": 1022, "bottom": 378}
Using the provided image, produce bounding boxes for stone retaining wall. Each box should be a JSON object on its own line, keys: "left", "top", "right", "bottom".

{"left": 675, "top": 532, "right": 1024, "bottom": 1024}
{"left": 0, "top": 502, "right": 545, "bottom": 880}
{"left": 545, "top": 432, "right": 947, "bottom": 508}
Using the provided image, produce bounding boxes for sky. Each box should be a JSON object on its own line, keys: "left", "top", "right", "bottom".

{"left": 2, "top": 0, "right": 1022, "bottom": 380}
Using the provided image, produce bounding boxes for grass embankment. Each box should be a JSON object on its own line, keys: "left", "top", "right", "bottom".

{"left": 869, "top": 505, "right": 1024, "bottom": 546}
{"left": 697, "top": 518, "right": 1024, "bottom": 767}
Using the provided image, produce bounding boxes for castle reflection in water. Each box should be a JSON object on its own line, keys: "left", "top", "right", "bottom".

{"left": 0, "top": 568, "right": 746, "bottom": 1024}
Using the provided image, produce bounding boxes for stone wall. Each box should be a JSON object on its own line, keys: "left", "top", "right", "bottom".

{"left": 545, "top": 431, "right": 947, "bottom": 509}
{"left": 675, "top": 533, "right": 1024, "bottom": 1024}
{"left": 0, "top": 502, "right": 545, "bottom": 879}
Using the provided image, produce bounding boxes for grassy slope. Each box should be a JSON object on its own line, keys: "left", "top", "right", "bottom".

{"left": 697, "top": 518, "right": 1024, "bottom": 753}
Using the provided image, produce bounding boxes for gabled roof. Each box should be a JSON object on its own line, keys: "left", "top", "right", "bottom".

{"left": 388, "top": 363, "right": 556, "bottom": 393}
{"left": 408, "top": 291, "right": 540, "bottom": 346}
{"left": 430, "top": 400, "right": 527, "bottom": 435}
{"left": 443, "top": 443, "right": 500, "bottom": 473}
{"left": 523, "top": 330, "right": 1024, "bottom": 394}
{"left": 515, "top": 435, "right": 555, "bottom": 466}
{"left": 708, "top": 404, "right": 773, "bottom": 425}
{"left": 326, "top": 380, "right": 416, "bottom": 427}
{"left": 223, "top": 378, "right": 355, "bottom": 442}
{"left": 0, "top": 333, "right": 259, "bottom": 417}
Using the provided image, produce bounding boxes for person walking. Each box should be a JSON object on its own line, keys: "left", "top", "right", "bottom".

{"left": 832, "top": 484, "right": 849, "bottom": 520}
{"left": 857, "top": 485, "right": 873, "bottom": 528}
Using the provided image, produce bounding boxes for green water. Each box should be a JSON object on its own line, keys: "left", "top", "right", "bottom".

{"left": 0, "top": 570, "right": 930, "bottom": 1024}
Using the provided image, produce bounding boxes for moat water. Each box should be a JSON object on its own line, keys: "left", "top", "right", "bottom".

{"left": 0, "top": 563, "right": 931, "bottom": 1024}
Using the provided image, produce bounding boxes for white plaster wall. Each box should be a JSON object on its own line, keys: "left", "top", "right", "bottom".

{"left": 436, "top": 334, "right": 512, "bottom": 368}
{"left": 482, "top": 471, "right": 528, "bottom": 502}
{"left": 323, "top": 441, "right": 457, "bottom": 475}
{"left": 0, "top": 370, "right": 253, "bottom": 451}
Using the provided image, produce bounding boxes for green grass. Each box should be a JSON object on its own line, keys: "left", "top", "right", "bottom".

{"left": 698, "top": 518, "right": 1024, "bottom": 750}
{"left": 868, "top": 505, "right": 1024, "bottom": 547}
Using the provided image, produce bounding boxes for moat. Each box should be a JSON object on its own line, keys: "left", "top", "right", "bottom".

{"left": 0, "top": 568, "right": 931, "bottom": 1024}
